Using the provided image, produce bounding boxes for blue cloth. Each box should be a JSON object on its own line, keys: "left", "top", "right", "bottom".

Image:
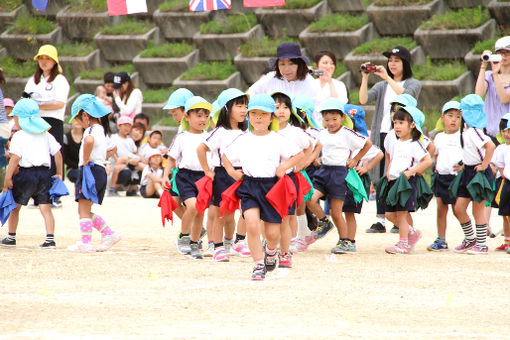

{"left": 0, "top": 190, "right": 17, "bottom": 226}
{"left": 32, "top": 0, "right": 48, "bottom": 11}
{"left": 82, "top": 162, "right": 98, "bottom": 204}
{"left": 49, "top": 177, "right": 69, "bottom": 202}
{"left": 344, "top": 104, "right": 368, "bottom": 137}
{"left": 460, "top": 94, "right": 487, "bottom": 129}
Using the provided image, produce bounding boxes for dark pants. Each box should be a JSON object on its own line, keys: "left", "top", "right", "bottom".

{"left": 42, "top": 117, "right": 64, "bottom": 177}
{"left": 376, "top": 132, "right": 387, "bottom": 216}
{"left": 67, "top": 168, "right": 80, "bottom": 183}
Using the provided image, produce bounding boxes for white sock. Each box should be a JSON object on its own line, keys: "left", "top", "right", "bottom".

{"left": 377, "top": 217, "right": 386, "bottom": 226}
{"left": 157, "top": 188, "right": 164, "bottom": 196}
{"left": 297, "top": 214, "right": 311, "bottom": 240}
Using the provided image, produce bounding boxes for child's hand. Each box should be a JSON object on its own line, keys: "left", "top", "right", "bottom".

{"left": 403, "top": 170, "right": 413, "bottom": 179}
{"left": 54, "top": 174, "right": 62, "bottom": 180}
{"left": 232, "top": 169, "right": 244, "bottom": 182}
{"left": 313, "top": 158, "right": 322, "bottom": 167}
{"left": 474, "top": 164, "right": 487, "bottom": 172}
{"left": 4, "top": 178, "right": 13, "bottom": 190}
{"left": 453, "top": 164, "right": 464, "bottom": 173}
{"left": 346, "top": 158, "right": 357, "bottom": 169}
{"left": 355, "top": 165, "right": 368, "bottom": 175}
{"left": 275, "top": 166, "right": 286, "bottom": 178}
{"left": 205, "top": 169, "right": 215, "bottom": 181}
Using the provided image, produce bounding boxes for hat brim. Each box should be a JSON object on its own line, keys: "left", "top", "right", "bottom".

{"left": 163, "top": 103, "right": 180, "bottom": 110}
{"left": 18, "top": 116, "right": 51, "bottom": 134}
{"left": 269, "top": 56, "right": 310, "bottom": 69}
{"left": 187, "top": 102, "right": 212, "bottom": 113}
{"left": 248, "top": 105, "right": 275, "bottom": 114}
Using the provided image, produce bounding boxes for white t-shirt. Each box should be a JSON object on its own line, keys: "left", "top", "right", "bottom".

{"left": 314, "top": 78, "right": 348, "bottom": 126}
{"left": 168, "top": 131, "right": 207, "bottom": 171}
{"left": 224, "top": 131, "right": 300, "bottom": 178}
{"left": 434, "top": 131, "right": 462, "bottom": 175}
{"left": 138, "top": 143, "right": 166, "bottom": 161}
{"left": 10, "top": 130, "right": 60, "bottom": 168}
{"left": 353, "top": 145, "right": 383, "bottom": 167}
{"left": 109, "top": 134, "right": 137, "bottom": 159}
{"left": 141, "top": 165, "right": 164, "bottom": 186}
{"left": 204, "top": 127, "right": 245, "bottom": 168}
{"left": 24, "top": 74, "right": 70, "bottom": 121}
{"left": 79, "top": 124, "right": 113, "bottom": 167}
{"left": 306, "top": 127, "right": 321, "bottom": 139}
{"left": 492, "top": 143, "right": 510, "bottom": 180}
{"left": 385, "top": 129, "right": 431, "bottom": 158}
{"left": 317, "top": 126, "right": 368, "bottom": 166}
{"left": 388, "top": 139, "right": 428, "bottom": 180}
{"left": 462, "top": 127, "right": 491, "bottom": 166}
{"left": 278, "top": 124, "right": 312, "bottom": 172}
{"left": 381, "top": 81, "right": 405, "bottom": 133}
{"left": 115, "top": 88, "right": 143, "bottom": 117}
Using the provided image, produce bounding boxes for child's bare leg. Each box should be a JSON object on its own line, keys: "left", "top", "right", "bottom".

{"left": 264, "top": 222, "right": 280, "bottom": 250}
{"left": 330, "top": 198, "right": 347, "bottom": 239}
{"left": 280, "top": 216, "right": 291, "bottom": 253}
{"left": 453, "top": 197, "right": 471, "bottom": 224}
{"left": 7, "top": 204, "right": 22, "bottom": 234}
{"left": 172, "top": 196, "right": 185, "bottom": 220}
{"left": 181, "top": 198, "right": 197, "bottom": 237}
{"left": 154, "top": 182, "right": 163, "bottom": 197}
{"left": 503, "top": 216, "right": 510, "bottom": 237}
{"left": 110, "top": 164, "right": 125, "bottom": 189}
{"left": 306, "top": 190, "right": 325, "bottom": 219}
{"left": 289, "top": 214, "right": 297, "bottom": 238}
{"left": 224, "top": 214, "right": 236, "bottom": 240}
{"left": 38, "top": 203, "right": 54, "bottom": 235}
{"left": 396, "top": 211, "right": 410, "bottom": 239}
{"left": 191, "top": 210, "right": 204, "bottom": 243}
{"left": 78, "top": 199, "right": 93, "bottom": 219}
{"left": 345, "top": 212, "right": 357, "bottom": 240}
{"left": 236, "top": 216, "right": 246, "bottom": 236}
{"left": 145, "top": 182, "right": 156, "bottom": 197}
{"left": 244, "top": 208, "right": 263, "bottom": 261}
{"left": 436, "top": 198, "right": 448, "bottom": 238}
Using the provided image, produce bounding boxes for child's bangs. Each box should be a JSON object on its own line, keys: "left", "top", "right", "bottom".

{"left": 321, "top": 109, "right": 343, "bottom": 116}
{"left": 232, "top": 95, "right": 249, "bottom": 106}
{"left": 393, "top": 109, "right": 413, "bottom": 122}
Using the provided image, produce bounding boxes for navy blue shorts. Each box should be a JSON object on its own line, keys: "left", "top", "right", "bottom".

{"left": 237, "top": 176, "right": 281, "bottom": 224}
{"left": 75, "top": 164, "right": 107, "bottom": 204}
{"left": 12, "top": 166, "right": 52, "bottom": 205}
{"left": 492, "top": 177, "right": 503, "bottom": 208}
{"left": 288, "top": 172, "right": 297, "bottom": 215}
{"left": 140, "top": 185, "right": 159, "bottom": 198}
{"left": 211, "top": 167, "right": 237, "bottom": 207}
{"left": 343, "top": 187, "right": 363, "bottom": 213}
{"left": 175, "top": 168, "right": 204, "bottom": 202}
{"left": 498, "top": 179, "right": 510, "bottom": 216}
{"left": 312, "top": 165, "right": 348, "bottom": 200}
{"left": 434, "top": 174, "right": 457, "bottom": 205}
{"left": 305, "top": 164, "right": 319, "bottom": 181}
{"left": 384, "top": 175, "right": 417, "bottom": 212}
{"left": 457, "top": 165, "right": 494, "bottom": 200}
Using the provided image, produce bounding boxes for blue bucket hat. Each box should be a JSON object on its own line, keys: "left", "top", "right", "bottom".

{"left": 9, "top": 99, "right": 51, "bottom": 134}
{"left": 319, "top": 98, "right": 353, "bottom": 129}
{"left": 292, "top": 96, "right": 318, "bottom": 129}
{"left": 213, "top": 88, "right": 248, "bottom": 124}
{"left": 441, "top": 101, "right": 460, "bottom": 115}
{"left": 69, "top": 94, "right": 111, "bottom": 123}
{"left": 390, "top": 93, "right": 417, "bottom": 108}
{"left": 401, "top": 106, "right": 424, "bottom": 135}
{"left": 248, "top": 93, "right": 276, "bottom": 113}
{"left": 344, "top": 104, "right": 368, "bottom": 137}
{"left": 163, "top": 88, "right": 194, "bottom": 110}
{"left": 459, "top": 94, "right": 486, "bottom": 129}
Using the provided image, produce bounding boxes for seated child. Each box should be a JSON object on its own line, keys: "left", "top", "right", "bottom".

{"left": 140, "top": 149, "right": 165, "bottom": 198}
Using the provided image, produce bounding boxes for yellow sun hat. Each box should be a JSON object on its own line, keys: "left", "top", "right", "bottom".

{"left": 34, "top": 44, "right": 63, "bottom": 73}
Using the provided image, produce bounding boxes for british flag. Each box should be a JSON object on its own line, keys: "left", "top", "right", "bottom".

{"left": 189, "top": 0, "right": 231, "bottom": 11}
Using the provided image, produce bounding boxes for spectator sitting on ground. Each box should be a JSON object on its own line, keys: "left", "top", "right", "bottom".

{"left": 140, "top": 149, "right": 165, "bottom": 199}
{"left": 139, "top": 130, "right": 167, "bottom": 161}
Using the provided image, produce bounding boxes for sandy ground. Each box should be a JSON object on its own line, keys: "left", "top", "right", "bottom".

{"left": 1, "top": 188, "right": 510, "bottom": 340}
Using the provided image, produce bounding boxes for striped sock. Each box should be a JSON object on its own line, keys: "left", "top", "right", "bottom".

{"left": 45, "top": 234, "right": 54, "bottom": 243}
{"left": 505, "top": 237, "right": 510, "bottom": 245}
{"left": 460, "top": 221, "right": 475, "bottom": 240}
{"left": 79, "top": 219, "right": 93, "bottom": 244}
{"left": 92, "top": 214, "right": 113, "bottom": 236}
{"left": 476, "top": 224, "right": 488, "bottom": 247}
{"left": 6, "top": 233, "right": 16, "bottom": 241}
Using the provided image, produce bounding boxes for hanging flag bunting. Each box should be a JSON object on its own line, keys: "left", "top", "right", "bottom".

{"left": 32, "top": 0, "right": 48, "bottom": 11}
{"left": 243, "top": 0, "right": 285, "bottom": 7}
{"left": 107, "top": 0, "right": 148, "bottom": 16}
{"left": 189, "top": 0, "right": 231, "bottom": 12}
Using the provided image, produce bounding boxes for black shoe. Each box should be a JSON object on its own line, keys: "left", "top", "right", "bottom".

{"left": 126, "top": 190, "right": 139, "bottom": 197}
{"left": 0, "top": 237, "right": 16, "bottom": 247}
{"left": 264, "top": 248, "right": 277, "bottom": 272}
{"left": 199, "top": 227, "right": 206, "bottom": 240}
{"left": 39, "top": 241, "right": 56, "bottom": 249}
{"left": 306, "top": 207, "right": 318, "bottom": 231}
{"left": 390, "top": 225, "right": 399, "bottom": 233}
{"left": 366, "top": 222, "right": 386, "bottom": 233}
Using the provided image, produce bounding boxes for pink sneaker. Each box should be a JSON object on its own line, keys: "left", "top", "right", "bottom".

{"left": 67, "top": 241, "right": 95, "bottom": 253}
{"left": 466, "top": 245, "right": 488, "bottom": 255}
{"left": 454, "top": 239, "right": 476, "bottom": 253}
{"left": 97, "top": 232, "right": 122, "bottom": 252}
{"left": 306, "top": 232, "right": 317, "bottom": 246}
{"left": 385, "top": 241, "right": 411, "bottom": 254}
{"left": 213, "top": 246, "right": 229, "bottom": 262}
{"left": 231, "top": 240, "right": 251, "bottom": 257}
{"left": 278, "top": 252, "right": 292, "bottom": 268}
{"left": 408, "top": 228, "right": 422, "bottom": 250}
{"left": 289, "top": 238, "right": 298, "bottom": 254}
{"left": 296, "top": 238, "right": 308, "bottom": 252}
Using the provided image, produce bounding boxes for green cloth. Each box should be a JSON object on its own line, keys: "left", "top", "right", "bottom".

{"left": 360, "top": 173, "right": 371, "bottom": 202}
{"left": 386, "top": 174, "right": 413, "bottom": 207}
{"left": 448, "top": 169, "right": 464, "bottom": 199}
{"left": 170, "top": 168, "right": 180, "bottom": 197}
{"left": 300, "top": 170, "right": 314, "bottom": 202}
{"left": 375, "top": 176, "right": 389, "bottom": 205}
{"left": 467, "top": 172, "right": 494, "bottom": 203}
{"left": 430, "top": 172, "right": 437, "bottom": 191}
{"left": 345, "top": 169, "right": 368, "bottom": 203}
{"left": 416, "top": 175, "right": 433, "bottom": 210}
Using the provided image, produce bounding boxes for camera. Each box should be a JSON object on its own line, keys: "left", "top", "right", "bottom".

{"left": 360, "top": 64, "right": 377, "bottom": 73}
{"left": 309, "top": 69, "right": 324, "bottom": 77}
{"left": 481, "top": 52, "right": 502, "bottom": 63}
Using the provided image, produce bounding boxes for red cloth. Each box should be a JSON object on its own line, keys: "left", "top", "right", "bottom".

{"left": 265, "top": 175, "right": 297, "bottom": 219}
{"left": 243, "top": 0, "right": 285, "bottom": 7}
{"left": 158, "top": 190, "right": 178, "bottom": 227}
{"left": 220, "top": 181, "right": 242, "bottom": 216}
{"left": 195, "top": 176, "right": 213, "bottom": 215}
{"left": 294, "top": 171, "right": 311, "bottom": 207}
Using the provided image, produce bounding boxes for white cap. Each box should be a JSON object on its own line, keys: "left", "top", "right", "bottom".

{"left": 495, "top": 36, "right": 510, "bottom": 52}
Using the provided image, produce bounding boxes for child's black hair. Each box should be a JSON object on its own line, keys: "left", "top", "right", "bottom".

{"left": 134, "top": 112, "right": 150, "bottom": 126}
{"left": 217, "top": 95, "right": 248, "bottom": 130}
{"left": 499, "top": 118, "right": 508, "bottom": 132}
{"left": 77, "top": 110, "right": 112, "bottom": 136}
{"left": 149, "top": 130, "right": 162, "bottom": 138}
{"left": 294, "top": 108, "right": 308, "bottom": 130}
{"left": 393, "top": 108, "right": 421, "bottom": 141}
{"left": 131, "top": 122, "right": 146, "bottom": 147}
{"left": 321, "top": 109, "right": 344, "bottom": 116}
{"left": 272, "top": 93, "right": 304, "bottom": 129}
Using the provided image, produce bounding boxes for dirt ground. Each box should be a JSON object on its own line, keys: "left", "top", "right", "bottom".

{"left": 1, "top": 189, "right": 509, "bottom": 340}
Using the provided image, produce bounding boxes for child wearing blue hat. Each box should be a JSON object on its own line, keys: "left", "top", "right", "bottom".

{"left": 452, "top": 94, "right": 496, "bottom": 255}
{"left": 306, "top": 98, "right": 372, "bottom": 254}
{"left": 383, "top": 106, "right": 432, "bottom": 254}
{"left": 67, "top": 94, "right": 120, "bottom": 253}
{"left": 1, "top": 99, "right": 62, "bottom": 249}
{"left": 222, "top": 93, "right": 304, "bottom": 280}
{"left": 164, "top": 96, "right": 212, "bottom": 260}
{"left": 427, "top": 101, "right": 463, "bottom": 252}
{"left": 197, "top": 88, "right": 249, "bottom": 262}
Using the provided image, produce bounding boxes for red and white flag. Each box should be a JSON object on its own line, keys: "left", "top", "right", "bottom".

{"left": 243, "top": 0, "right": 285, "bottom": 7}
{"left": 107, "top": 0, "right": 148, "bottom": 16}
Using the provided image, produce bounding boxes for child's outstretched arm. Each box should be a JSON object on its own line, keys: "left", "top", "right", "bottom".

{"left": 356, "top": 150, "right": 383, "bottom": 175}
{"left": 404, "top": 154, "right": 432, "bottom": 179}
{"left": 222, "top": 153, "right": 243, "bottom": 182}
{"left": 475, "top": 141, "right": 496, "bottom": 172}
{"left": 197, "top": 143, "right": 214, "bottom": 180}
{"left": 347, "top": 139, "right": 372, "bottom": 169}
{"left": 54, "top": 151, "right": 63, "bottom": 179}
{"left": 276, "top": 151, "right": 305, "bottom": 178}
{"left": 3, "top": 154, "right": 20, "bottom": 191}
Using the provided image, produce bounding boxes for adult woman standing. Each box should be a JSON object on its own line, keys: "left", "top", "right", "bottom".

{"left": 359, "top": 46, "right": 421, "bottom": 233}
{"left": 24, "top": 44, "right": 70, "bottom": 176}
{"left": 475, "top": 36, "right": 510, "bottom": 145}
{"left": 112, "top": 72, "right": 143, "bottom": 119}
{"left": 314, "top": 50, "right": 348, "bottom": 106}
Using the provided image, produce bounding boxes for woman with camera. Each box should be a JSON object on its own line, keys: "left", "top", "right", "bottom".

{"left": 475, "top": 36, "right": 510, "bottom": 145}
{"left": 358, "top": 46, "right": 421, "bottom": 233}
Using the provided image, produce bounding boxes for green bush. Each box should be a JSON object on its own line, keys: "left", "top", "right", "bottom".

{"left": 283, "top": 0, "right": 321, "bottom": 9}
{"left": 413, "top": 57, "right": 466, "bottom": 81}
{"left": 181, "top": 61, "right": 236, "bottom": 81}
{"left": 158, "top": 116, "right": 180, "bottom": 127}
{"left": 472, "top": 37, "right": 500, "bottom": 54}
{"left": 240, "top": 36, "right": 298, "bottom": 57}
{"left": 67, "top": 0, "right": 107, "bottom": 12}
{"left": 333, "top": 62, "right": 347, "bottom": 78}
{"left": 349, "top": 90, "right": 375, "bottom": 105}
{"left": 79, "top": 64, "right": 135, "bottom": 80}
{"left": 159, "top": 0, "right": 188, "bottom": 12}
{"left": 308, "top": 13, "right": 368, "bottom": 33}
{"left": 423, "top": 109, "right": 441, "bottom": 132}
{"left": 0, "top": 0, "right": 22, "bottom": 11}
{"left": 353, "top": 37, "right": 416, "bottom": 55}
{"left": 200, "top": 13, "right": 256, "bottom": 34}
{"left": 373, "top": 0, "right": 431, "bottom": 5}
{"left": 140, "top": 41, "right": 194, "bottom": 58}
{"left": 420, "top": 6, "right": 490, "bottom": 30}
{"left": 143, "top": 89, "right": 172, "bottom": 103}
{"left": 99, "top": 18, "right": 154, "bottom": 35}
{"left": 0, "top": 57, "right": 34, "bottom": 78}
{"left": 10, "top": 12, "right": 57, "bottom": 35}
{"left": 57, "top": 42, "right": 96, "bottom": 57}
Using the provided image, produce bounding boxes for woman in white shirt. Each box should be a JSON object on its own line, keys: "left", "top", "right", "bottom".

{"left": 112, "top": 72, "right": 143, "bottom": 119}
{"left": 313, "top": 50, "right": 348, "bottom": 115}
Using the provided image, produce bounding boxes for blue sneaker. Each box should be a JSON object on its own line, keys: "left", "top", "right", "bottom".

{"left": 314, "top": 218, "right": 334, "bottom": 239}
{"left": 427, "top": 237, "right": 448, "bottom": 251}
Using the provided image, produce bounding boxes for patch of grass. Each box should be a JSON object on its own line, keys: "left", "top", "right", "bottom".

{"left": 140, "top": 41, "right": 194, "bottom": 58}
{"left": 333, "top": 62, "right": 347, "bottom": 78}
{"left": 423, "top": 109, "right": 441, "bottom": 133}
{"left": 472, "top": 37, "right": 502, "bottom": 54}
{"left": 56, "top": 42, "right": 96, "bottom": 57}
{"left": 240, "top": 36, "right": 298, "bottom": 57}
{"left": 373, "top": 0, "right": 431, "bottom": 5}
{"left": 349, "top": 90, "right": 376, "bottom": 105}
{"left": 10, "top": 12, "right": 57, "bottom": 34}
{"left": 420, "top": 6, "right": 490, "bottom": 30}
{"left": 353, "top": 37, "right": 416, "bottom": 56}
{"left": 67, "top": 0, "right": 107, "bottom": 12}
{"left": 413, "top": 57, "right": 467, "bottom": 81}
{"left": 79, "top": 64, "right": 135, "bottom": 80}
{"left": 200, "top": 13, "right": 256, "bottom": 34}
{"left": 99, "top": 18, "right": 154, "bottom": 35}
{"left": 180, "top": 61, "right": 236, "bottom": 81}
{"left": 159, "top": 0, "right": 188, "bottom": 12}
{"left": 283, "top": 0, "right": 321, "bottom": 9}
{"left": 0, "top": 0, "right": 22, "bottom": 11}
{"left": 0, "top": 57, "right": 34, "bottom": 78}
{"left": 308, "top": 13, "right": 368, "bottom": 33}
{"left": 143, "top": 89, "right": 171, "bottom": 103}
{"left": 158, "top": 116, "right": 180, "bottom": 127}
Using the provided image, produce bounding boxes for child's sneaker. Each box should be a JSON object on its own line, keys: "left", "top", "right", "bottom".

{"left": 108, "top": 187, "right": 118, "bottom": 196}
{"left": 454, "top": 239, "right": 476, "bottom": 253}
{"left": 331, "top": 240, "right": 347, "bottom": 254}
{"left": 231, "top": 240, "right": 250, "bottom": 257}
{"left": 495, "top": 243, "right": 510, "bottom": 251}
{"left": 39, "top": 241, "right": 56, "bottom": 249}
{"left": 408, "top": 228, "right": 422, "bottom": 250}
{"left": 223, "top": 238, "right": 233, "bottom": 254}
{"left": 190, "top": 243, "right": 203, "bottom": 259}
{"left": 264, "top": 247, "right": 278, "bottom": 272}
{"left": 203, "top": 242, "right": 214, "bottom": 257}
{"left": 466, "top": 245, "right": 488, "bottom": 255}
{"left": 385, "top": 241, "right": 411, "bottom": 254}
{"left": 251, "top": 263, "right": 266, "bottom": 281}
{"left": 0, "top": 237, "right": 16, "bottom": 248}
{"left": 296, "top": 238, "right": 308, "bottom": 252}
{"left": 390, "top": 225, "right": 399, "bottom": 233}
{"left": 213, "top": 246, "right": 229, "bottom": 262}
{"left": 176, "top": 235, "right": 191, "bottom": 255}
{"left": 314, "top": 219, "right": 334, "bottom": 239}
{"left": 289, "top": 238, "right": 298, "bottom": 254}
{"left": 67, "top": 241, "right": 95, "bottom": 253}
{"left": 278, "top": 252, "right": 292, "bottom": 268}
{"left": 366, "top": 222, "right": 386, "bottom": 233}
{"left": 344, "top": 240, "right": 356, "bottom": 252}
{"left": 305, "top": 233, "right": 316, "bottom": 245}
{"left": 97, "top": 232, "right": 122, "bottom": 252}
{"left": 427, "top": 238, "right": 448, "bottom": 251}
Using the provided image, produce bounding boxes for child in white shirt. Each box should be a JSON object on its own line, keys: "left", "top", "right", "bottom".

{"left": 140, "top": 149, "right": 165, "bottom": 198}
